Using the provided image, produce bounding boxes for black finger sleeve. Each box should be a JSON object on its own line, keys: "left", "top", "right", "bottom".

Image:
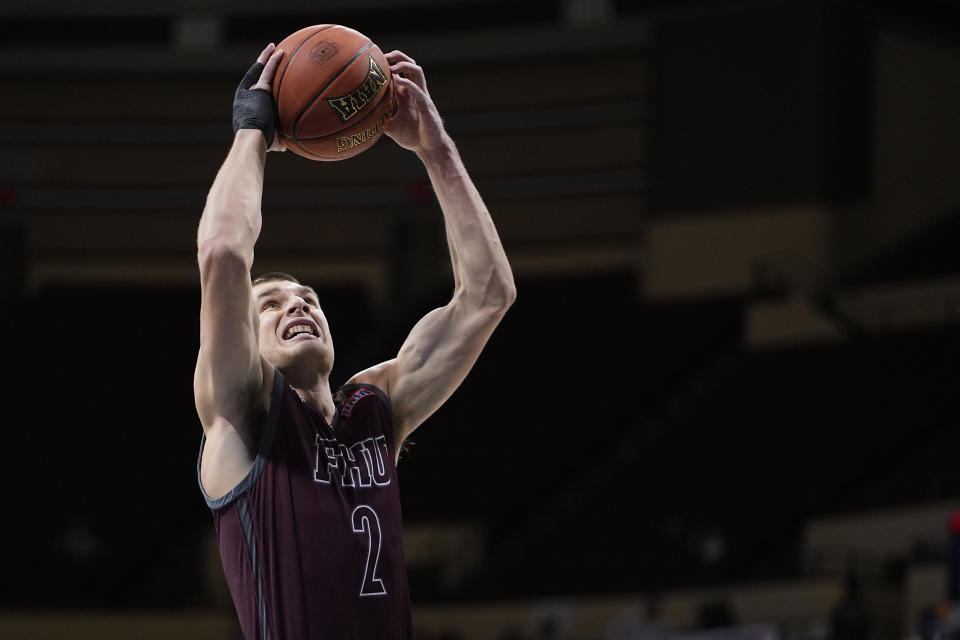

{"left": 239, "top": 61, "right": 264, "bottom": 90}
{"left": 232, "top": 86, "right": 276, "bottom": 147}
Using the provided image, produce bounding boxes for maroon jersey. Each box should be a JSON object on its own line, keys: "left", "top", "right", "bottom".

{"left": 198, "top": 369, "right": 413, "bottom": 640}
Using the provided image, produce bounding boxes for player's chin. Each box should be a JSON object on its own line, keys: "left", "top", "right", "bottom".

{"left": 282, "top": 338, "right": 322, "bottom": 354}
{"left": 275, "top": 343, "right": 332, "bottom": 369}
{"left": 288, "top": 337, "right": 333, "bottom": 358}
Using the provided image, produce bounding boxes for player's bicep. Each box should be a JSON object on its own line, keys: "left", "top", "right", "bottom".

{"left": 388, "top": 300, "right": 505, "bottom": 438}
{"left": 194, "top": 247, "right": 265, "bottom": 430}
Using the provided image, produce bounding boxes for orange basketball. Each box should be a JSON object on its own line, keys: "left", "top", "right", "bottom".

{"left": 272, "top": 25, "right": 397, "bottom": 161}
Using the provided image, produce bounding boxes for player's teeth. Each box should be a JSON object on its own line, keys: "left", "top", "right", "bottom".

{"left": 286, "top": 324, "right": 312, "bottom": 339}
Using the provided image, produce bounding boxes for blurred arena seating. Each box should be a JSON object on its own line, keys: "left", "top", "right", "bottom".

{"left": 2, "top": 0, "right": 960, "bottom": 639}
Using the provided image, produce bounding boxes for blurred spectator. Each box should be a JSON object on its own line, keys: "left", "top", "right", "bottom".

{"left": 697, "top": 599, "right": 737, "bottom": 629}
{"left": 532, "top": 601, "right": 575, "bottom": 639}
{"left": 605, "top": 596, "right": 669, "bottom": 639}
{"left": 498, "top": 626, "right": 529, "bottom": 640}
{"left": 948, "top": 510, "right": 960, "bottom": 602}
{"left": 829, "top": 572, "right": 870, "bottom": 640}
{"left": 536, "top": 617, "right": 561, "bottom": 640}
{"left": 918, "top": 511, "right": 960, "bottom": 639}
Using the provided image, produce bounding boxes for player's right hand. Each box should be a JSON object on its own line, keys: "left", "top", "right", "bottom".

{"left": 233, "top": 43, "right": 286, "bottom": 151}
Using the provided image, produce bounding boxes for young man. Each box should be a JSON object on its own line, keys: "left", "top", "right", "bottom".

{"left": 194, "top": 43, "right": 515, "bottom": 639}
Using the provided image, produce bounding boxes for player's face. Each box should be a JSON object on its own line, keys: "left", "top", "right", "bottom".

{"left": 253, "top": 280, "right": 334, "bottom": 375}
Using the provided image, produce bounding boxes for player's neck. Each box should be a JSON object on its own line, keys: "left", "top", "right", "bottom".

{"left": 292, "top": 381, "right": 336, "bottom": 425}
{"left": 284, "top": 367, "right": 336, "bottom": 425}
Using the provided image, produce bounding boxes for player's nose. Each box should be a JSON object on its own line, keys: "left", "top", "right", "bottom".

{"left": 286, "top": 298, "right": 311, "bottom": 314}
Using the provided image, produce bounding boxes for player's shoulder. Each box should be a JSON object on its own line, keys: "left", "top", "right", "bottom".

{"left": 345, "top": 359, "right": 396, "bottom": 399}
{"left": 339, "top": 360, "right": 396, "bottom": 418}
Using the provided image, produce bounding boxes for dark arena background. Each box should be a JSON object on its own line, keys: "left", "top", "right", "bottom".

{"left": 2, "top": 0, "right": 960, "bottom": 638}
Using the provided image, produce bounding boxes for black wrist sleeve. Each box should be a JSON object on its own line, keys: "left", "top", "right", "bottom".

{"left": 232, "top": 60, "right": 276, "bottom": 147}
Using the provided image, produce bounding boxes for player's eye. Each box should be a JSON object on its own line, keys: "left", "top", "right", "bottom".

{"left": 262, "top": 301, "right": 280, "bottom": 311}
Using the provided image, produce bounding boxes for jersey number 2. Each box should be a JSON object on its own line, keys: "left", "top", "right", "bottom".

{"left": 351, "top": 505, "right": 388, "bottom": 597}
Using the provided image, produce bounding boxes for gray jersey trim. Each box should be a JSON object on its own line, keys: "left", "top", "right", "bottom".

{"left": 237, "top": 494, "right": 271, "bottom": 640}
{"left": 197, "top": 368, "right": 285, "bottom": 510}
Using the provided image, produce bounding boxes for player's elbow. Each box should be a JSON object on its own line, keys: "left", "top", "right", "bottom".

{"left": 197, "top": 240, "right": 253, "bottom": 279}
{"left": 462, "top": 273, "right": 515, "bottom": 315}
{"left": 490, "top": 264, "right": 517, "bottom": 310}
{"left": 496, "top": 277, "right": 517, "bottom": 311}
{"left": 197, "top": 208, "right": 258, "bottom": 262}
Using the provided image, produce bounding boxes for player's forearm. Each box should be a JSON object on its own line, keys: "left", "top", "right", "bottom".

{"left": 419, "top": 139, "right": 516, "bottom": 309}
{"left": 197, "top": 130, "right": 268, "bottom": 267}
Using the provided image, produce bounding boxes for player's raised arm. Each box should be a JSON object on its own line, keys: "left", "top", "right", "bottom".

{"left": 352, "top": 51, "right": 516, "bottom": 448}
{"left": 194, "top": 44, "right": 284, "bottom": 439}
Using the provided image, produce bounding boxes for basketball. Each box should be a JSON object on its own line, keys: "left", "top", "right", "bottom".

{"left": 272, "top": 25, "right": 397, "bottom": 161}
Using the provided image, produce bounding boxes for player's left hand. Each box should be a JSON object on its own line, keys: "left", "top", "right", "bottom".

{"left": 384, "top": 51, "right": 451, "bottom": 156}
{"left": 233, "top": 43, "right": 287, "bottom": 152}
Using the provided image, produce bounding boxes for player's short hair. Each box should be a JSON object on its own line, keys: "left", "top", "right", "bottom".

{"left": 252, "top": 271, "right": 301, "bottom": 287}
{"left": 252, "top": 272, "right": 319, "bottom": 305}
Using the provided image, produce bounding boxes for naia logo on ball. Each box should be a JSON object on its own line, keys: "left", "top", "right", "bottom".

{"left": 326, "top": 55, "right": 389, "bottom": 122}
{"left": 336, "top": 92, "right": 398, "bottom": 154}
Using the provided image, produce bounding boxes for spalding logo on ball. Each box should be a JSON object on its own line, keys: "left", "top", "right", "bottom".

{"left": 273, "top": 25, "right": 398, "bottom": 161}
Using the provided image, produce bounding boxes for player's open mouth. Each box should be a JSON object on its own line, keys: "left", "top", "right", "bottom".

{"left": 283, "top": 322, "right": 318, "bottom": 340}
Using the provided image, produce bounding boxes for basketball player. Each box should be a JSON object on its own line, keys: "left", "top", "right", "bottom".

{"left": 194, "top": 43, "right": 515, "bottom": 639}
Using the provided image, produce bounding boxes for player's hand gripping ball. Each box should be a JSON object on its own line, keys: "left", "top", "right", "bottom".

{"left": 272, "top": 25, "right": 398, "bottom": 161}
{"left": 233, "top": 55, "right": 279, "bottom": 147}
